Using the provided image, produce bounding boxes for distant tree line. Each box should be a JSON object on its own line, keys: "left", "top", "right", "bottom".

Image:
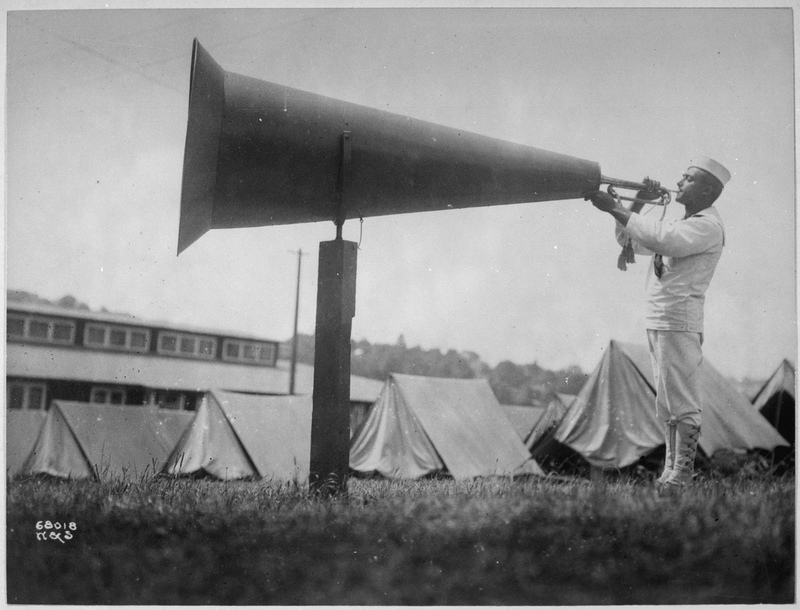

{"left": 7, "top": 290, "right": 127, "bottom": 316}
{"left": 280, "top": 333, "right": 588, "bottom": 406}
{"left": 9, "top": 290, "right": 92, "bottom": 310}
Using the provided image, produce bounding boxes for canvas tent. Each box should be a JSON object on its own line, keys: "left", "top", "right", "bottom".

{"left": 20, "top": 402, "right": 192, "bottom": 479}
{"left": 526, "top": 393, "right": 576, "bottom": 452}
{"left": 350, "top": 374, "right": 544, "bottom": 479}
{"left": 552, "top": 341, "right": 789, "bottom": 469}
{"left": 7, "top": 410, "right": 47, "bottom": 476}
{"left": 525, "top": 393, "right": 585, "bottom": 473}
{"left": 502, "top": 404, "right": 545, "bottom": 444}
{"left": 751, "top": 359, "right": 795, "bottom": 446}
{"left": 164, "top": 390, "right": 312, "bottom": 482}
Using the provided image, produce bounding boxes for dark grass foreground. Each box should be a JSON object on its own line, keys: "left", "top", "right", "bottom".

{"left": 6, "top": 473, "right": 794, "bottom": 605}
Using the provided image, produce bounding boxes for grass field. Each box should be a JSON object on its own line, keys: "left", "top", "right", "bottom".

{"left": 6, "top": 472, "right": 795, "bottom": 605}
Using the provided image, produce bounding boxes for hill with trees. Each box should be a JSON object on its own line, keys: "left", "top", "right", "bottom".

{"left": 279, "top": 333, "right": 587, "bottom": 405}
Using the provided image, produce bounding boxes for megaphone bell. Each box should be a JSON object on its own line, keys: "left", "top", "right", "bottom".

{"left": 178, "top": 38, "right": 603, "bottom": 254}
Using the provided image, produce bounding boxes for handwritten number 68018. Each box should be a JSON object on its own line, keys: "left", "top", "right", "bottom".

{"left": 35, "top": 521, "right": 77, "bottom": 543}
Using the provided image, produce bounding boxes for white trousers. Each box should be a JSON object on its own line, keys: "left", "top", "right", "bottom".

{"left": 646, "top": 329, "right": 703, "bottom": 428}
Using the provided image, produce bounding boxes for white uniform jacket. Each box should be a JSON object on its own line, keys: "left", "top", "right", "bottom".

{"left": 615, "top": 206, "right": 725, "bottom": 333}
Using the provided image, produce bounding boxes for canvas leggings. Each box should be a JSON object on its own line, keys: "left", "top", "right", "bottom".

{"left": 646, "top": 329, "right": 703, "bottom": 428}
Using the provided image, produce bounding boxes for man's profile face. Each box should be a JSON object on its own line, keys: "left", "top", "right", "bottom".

{"left": 675, "top": 167, "right": 709, "bottom": 206}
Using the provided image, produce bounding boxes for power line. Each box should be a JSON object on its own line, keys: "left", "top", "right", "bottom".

{"left": 10, "top": 17, "right": 193, "bottom": 95}
{"left": 9, "top": 10, "right": 347, "bottom": 99}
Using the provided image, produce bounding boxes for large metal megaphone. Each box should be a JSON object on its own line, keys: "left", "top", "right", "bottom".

{"left": 178, "top": 38, "right": 603, "bottom": 254}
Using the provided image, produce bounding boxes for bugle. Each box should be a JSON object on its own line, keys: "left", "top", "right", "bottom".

{"left": 600, "top": 175, "right": 676, "bottom": 207}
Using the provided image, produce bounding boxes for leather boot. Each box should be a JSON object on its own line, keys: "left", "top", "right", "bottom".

{"left": 657, "top": 422, "right": 677, "bottom": 485}
{"left": 660, "top": 421, "right": 701, "bottom": 492}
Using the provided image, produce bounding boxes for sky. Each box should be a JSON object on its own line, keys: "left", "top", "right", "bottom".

{"left": 4, "top": 3, "right": 797, "bottom": 381}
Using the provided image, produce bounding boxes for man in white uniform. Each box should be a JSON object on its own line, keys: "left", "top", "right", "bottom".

{"left": 586, "top": 156, "right": 730, "bottom": 492}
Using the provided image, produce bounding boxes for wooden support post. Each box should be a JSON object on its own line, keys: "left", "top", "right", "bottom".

{"left": 309, "top": 238, "right": 357, "bottom": 495}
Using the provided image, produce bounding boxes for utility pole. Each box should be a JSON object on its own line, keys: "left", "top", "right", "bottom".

{"left": 289, "top": 249, "right": 305, "bottom": 395}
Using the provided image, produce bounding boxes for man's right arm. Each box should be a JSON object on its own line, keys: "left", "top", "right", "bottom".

{"left": 613, "top": 200, "right": 654, "bottom": 255}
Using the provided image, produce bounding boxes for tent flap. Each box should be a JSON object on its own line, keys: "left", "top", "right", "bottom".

{"left": 750, "top": 360, "right": 795, "bottom": 445}
{"left": 350, "top": 377, "right": 445, "bottom": 479}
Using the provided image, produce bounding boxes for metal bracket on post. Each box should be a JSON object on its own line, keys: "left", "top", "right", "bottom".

{"left": 309, "top": 129, "right": 357, "bottom": 496}
{"left": 335, "top": 130, "right": 352, "bottom": 240}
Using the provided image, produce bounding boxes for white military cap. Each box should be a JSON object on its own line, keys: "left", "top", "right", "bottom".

{"left": 689, "top": 155, "right": 731, "bottom": 187}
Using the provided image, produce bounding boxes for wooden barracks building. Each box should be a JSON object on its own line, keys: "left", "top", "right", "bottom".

{"left": 6, "top": 298, "right": 383, "bottom": 418}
